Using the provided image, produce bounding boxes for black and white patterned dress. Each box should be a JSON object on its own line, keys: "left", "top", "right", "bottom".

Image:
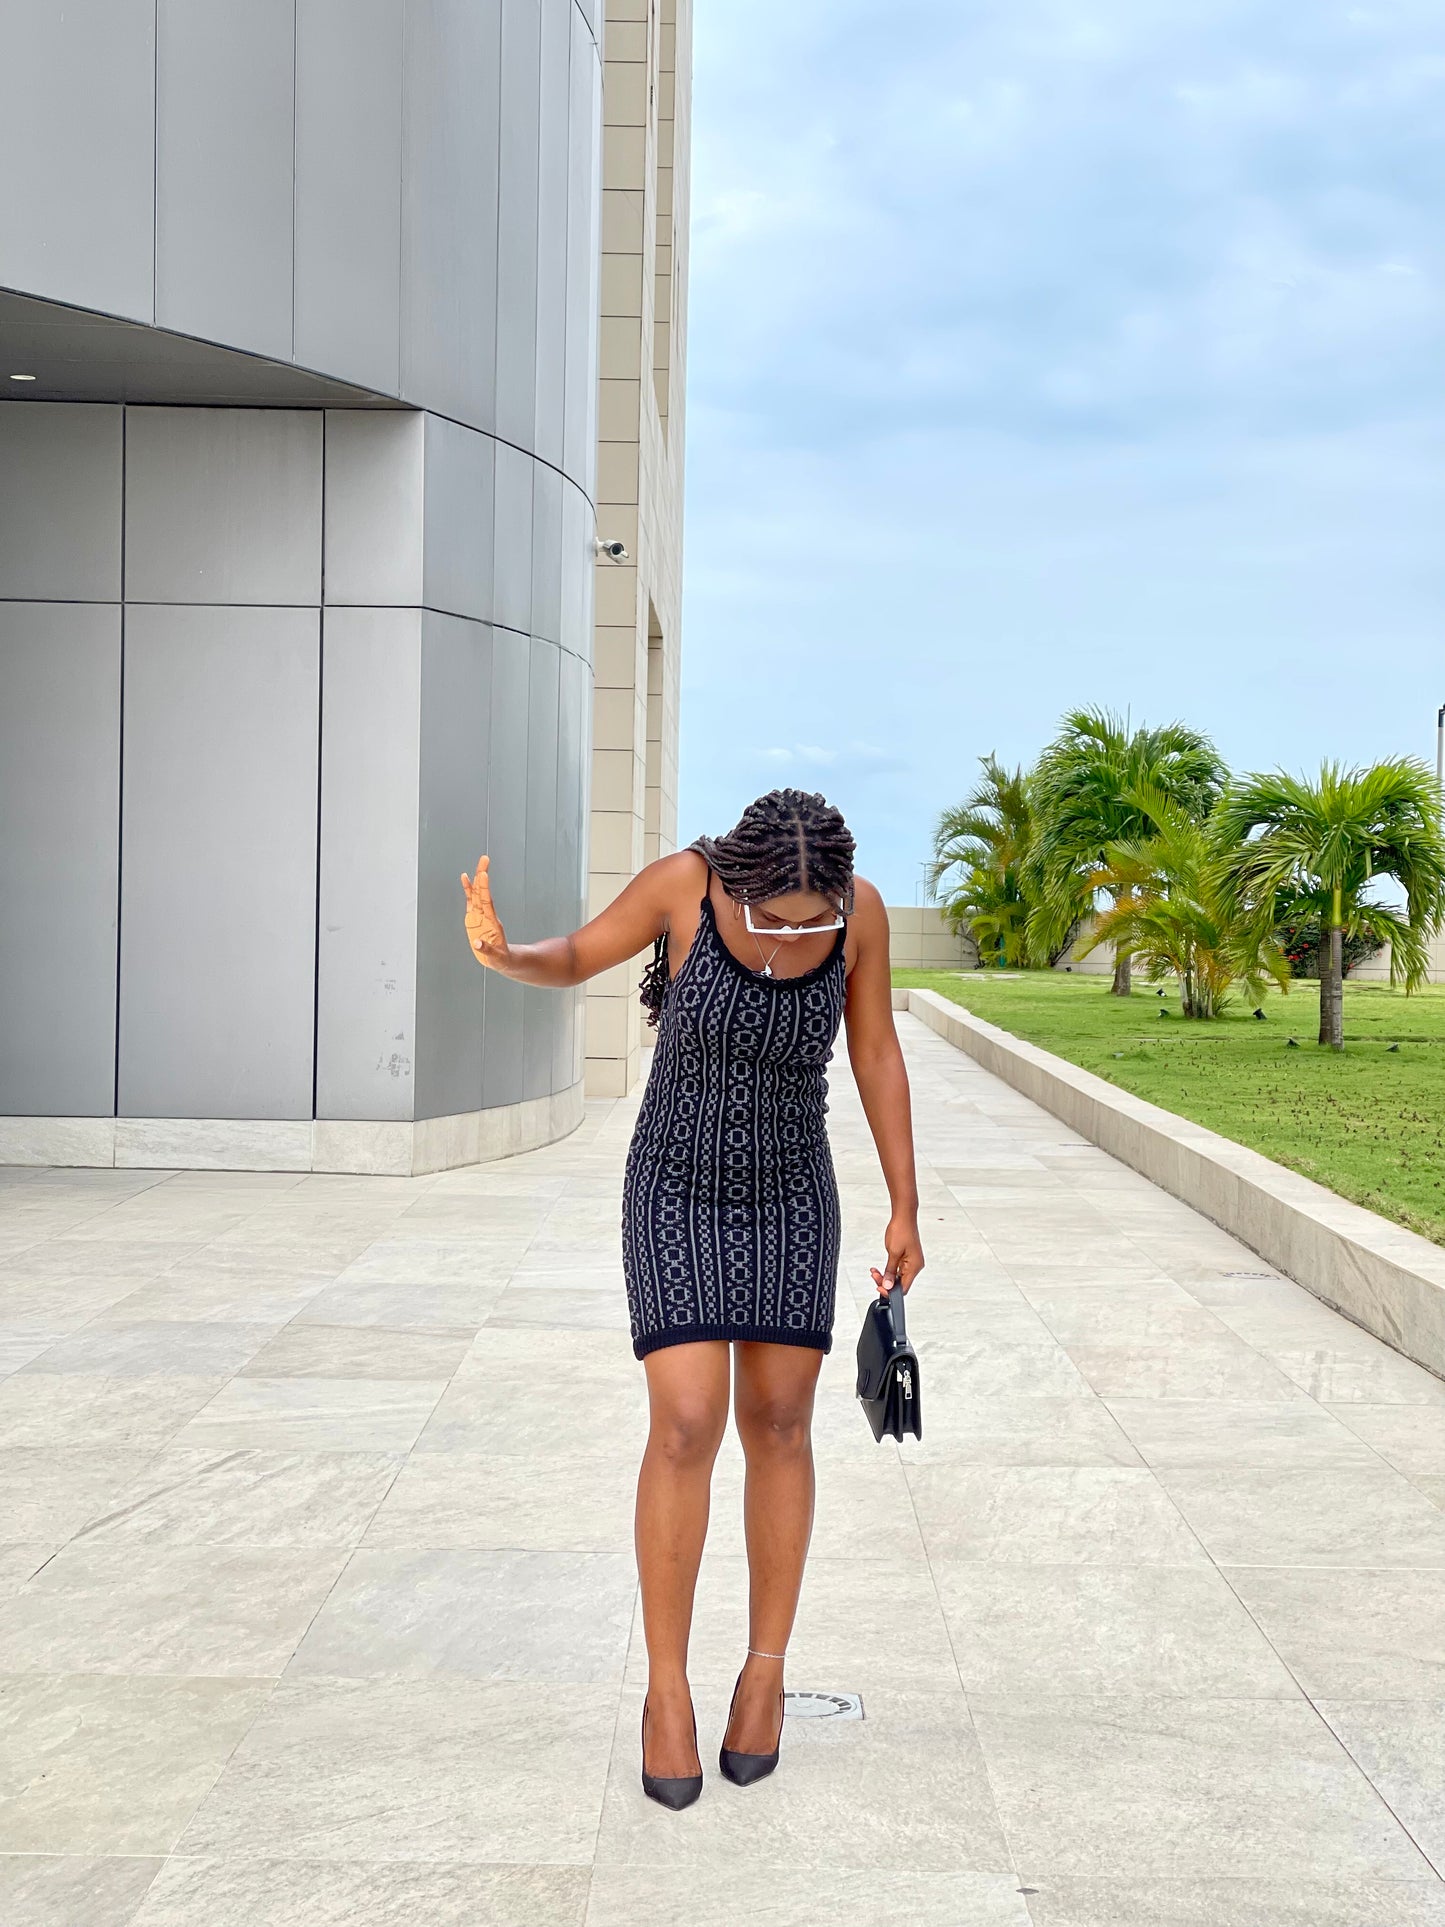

{"left": 621, "top": 866, "right": 849, "bottom": 1359}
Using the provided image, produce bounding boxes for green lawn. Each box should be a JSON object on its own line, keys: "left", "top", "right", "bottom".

{"left": 894, "top": 967, "right": 1445, "bottom": 1247}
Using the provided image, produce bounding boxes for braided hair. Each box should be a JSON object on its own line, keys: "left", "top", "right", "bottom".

{"left": 638, "top": 788, "right": 857, "bottom": 1028}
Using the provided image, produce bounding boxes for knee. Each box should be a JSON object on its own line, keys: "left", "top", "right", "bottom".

{"left": 650, "top": 1398, "right": 726, "bottom": 1469}
{"left": 738, "top": 1395, "right": 812, "bottom": 1457}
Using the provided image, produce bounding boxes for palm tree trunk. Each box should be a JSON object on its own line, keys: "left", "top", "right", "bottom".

{"left": 1318, "top": 888, "right": 1344, "bottom": 1050}
{"left": 1105, "top": 888, "right": 1133, "bottom": 995}
{"left": 1326, "top": 923, "right": 1344, "bottom": 1050}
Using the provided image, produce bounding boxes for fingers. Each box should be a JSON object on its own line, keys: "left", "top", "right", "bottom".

{"left": 461, "top": 855, "right": 503, "bottom": 965}
{"left": 871, "top": 1250, "right": 923, "bottom": 1293}
{"left": 897, "top": 1251, "right": 924, "bottom": 1292}
{"left": 461, "top": 860, "right": 499, "bottom": 937}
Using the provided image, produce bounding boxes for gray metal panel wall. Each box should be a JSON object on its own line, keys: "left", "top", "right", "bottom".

{"left": 2, "top": 0, "right": 603, "bottom": 443}
{"left": 579, "top": 24, "right": 604, "bottom": 496}
{"left": 559, "top": 480, "right": 594, "bottom": 661}
{"left": 294, "top": 0, "right": 405, "bottom": 395}
{"left": 0, "top": 0, "right": 156, "bottom": 323}
{"left": 496, "top": 0, "right": 543, "bottom": 453}
{"left": 414, "top": 612, "right": 492, "bottom": 1121}
{"left": 0, "top": 404, "right": 123, "bottom": 602}
{"left": 323, "top": 411, "right": 425, "bottom": 608}
{"left": 482, "top": 626, "right": 529, "bottom": 1109}
{"left": 0, "top": 604, "right": 121, "bottom": 1117}
{"left": 400, "top": 0, "right": 503, "bottom": 432}
{"left": 154, "top": 0, "right": 296, "bottom": 362}
{"left": 0, "top": 0, "right": 607, "bottom": 1138}
{"left": 522, "top": 637, "right": 561, "bottom": 1100}
{"left": 531, "top": 465, "right": 565, "bottom": 646}
{"left": 422, "top": 416, "right": 497, "bottom": 626}
{"left": 118, "top": 605, "right": 320, "bottom": 1119}
{"left": 315, "top": 608, "right": 421, "bottom": 1121}
{"left": 563, "top": 14, "right": 601, "bottom": 492}
{"left": 493, "top": 442, "right": 535, "bottom": 637}
{"left": 125, "top": 408, "right": 323, "bottom": 605}
{"left": 533, "top": 0, "right": 571, "bottom": 471}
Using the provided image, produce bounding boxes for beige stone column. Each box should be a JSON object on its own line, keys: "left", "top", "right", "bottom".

{"left": 586, "top": 0, "right": 690, "bottom": 1098}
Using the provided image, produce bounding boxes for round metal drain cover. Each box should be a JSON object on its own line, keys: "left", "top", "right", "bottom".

{"left": 783, "top": 1690, "right": 863, "bottom": 1720}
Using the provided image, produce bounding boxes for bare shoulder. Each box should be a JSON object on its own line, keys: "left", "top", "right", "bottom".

{"left": 636, "top": 847, "right": 710, "bottom": 927}
{"left": 850, "top": 873, "right": 889, "bottom": 936}
{"left": 570, "top": 845, "right": 710, "bottom": 980}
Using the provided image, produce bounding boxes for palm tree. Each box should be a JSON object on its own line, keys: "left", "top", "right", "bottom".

{"left": 1217, "top": 759, "right": 1445, "bottom": 1050}
{"left": 1027, "top": 708, "right": 1228, "bottom": 993}
{"left": 1077, "top": 784, "right": 1289, "bottom": 1018}
{"left": 929, "top": 755, "right": 1046, "bottom": 968}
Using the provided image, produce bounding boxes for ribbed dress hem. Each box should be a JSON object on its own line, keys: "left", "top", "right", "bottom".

{"left": 633, "top": 1323, "right": 835, "bottom": 1361}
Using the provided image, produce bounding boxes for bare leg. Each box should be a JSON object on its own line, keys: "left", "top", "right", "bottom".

{"left": 636, "top": 1340, "right": 731, "bottom": 1776}
{"left": 726, "top": 1340, "right": 824, "bottom": 1753}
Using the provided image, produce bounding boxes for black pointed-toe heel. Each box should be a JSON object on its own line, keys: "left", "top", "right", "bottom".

{"left": 718, "top": 1662, "right": 785, "bottom": 1786}
{"left": 641, "top": 1696, "right": 703, "bottom": 1810}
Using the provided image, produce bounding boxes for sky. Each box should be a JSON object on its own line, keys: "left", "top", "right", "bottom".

{"left": 674, "top": 0, "right": 1445, "bottom": 904}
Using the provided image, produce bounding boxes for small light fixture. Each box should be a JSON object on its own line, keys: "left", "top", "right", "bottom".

{"left": 9, "top": 373, "right": 37, "bottom": 382}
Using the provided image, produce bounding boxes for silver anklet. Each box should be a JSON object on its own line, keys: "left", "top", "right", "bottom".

{"left": 748, "top": 1647, "right": 787, "bottom": 1660}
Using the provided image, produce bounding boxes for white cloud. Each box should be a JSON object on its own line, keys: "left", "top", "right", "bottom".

{"left": 679, "top": 0, "right": 1445, "bottom": 896}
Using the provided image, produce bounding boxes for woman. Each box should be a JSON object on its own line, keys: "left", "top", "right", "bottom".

{"left": 460, "top": 787, "right": 923, "bottom": 1809}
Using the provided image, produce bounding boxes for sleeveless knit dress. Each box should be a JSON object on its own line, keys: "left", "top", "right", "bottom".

{"left": 621, "top": 866, "right": 849, "bottom": 1360}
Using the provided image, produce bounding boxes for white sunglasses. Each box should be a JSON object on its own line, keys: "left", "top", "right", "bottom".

{"left": 742, "top": 900, "right": 847, "bottom": 938}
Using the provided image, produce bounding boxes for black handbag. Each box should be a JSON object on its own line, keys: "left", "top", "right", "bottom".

{"left": 855, "top": 1282, "right": 922, "bottom": 1442}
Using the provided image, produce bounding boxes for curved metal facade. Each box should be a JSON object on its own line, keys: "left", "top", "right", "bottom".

{"left": 0, "top": 0, "right": 604, "bottom": 1172}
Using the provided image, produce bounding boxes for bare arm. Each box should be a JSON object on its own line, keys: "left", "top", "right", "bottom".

{"left": 843, "top": 878, "right": 925, "bottom": 1294}
{"left": 461, "top": 849, "right": 693, "bottom": 987}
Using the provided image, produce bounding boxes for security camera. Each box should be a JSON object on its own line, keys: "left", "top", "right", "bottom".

{"left": 594, "top": 537, "right": 629, "bottom": 562}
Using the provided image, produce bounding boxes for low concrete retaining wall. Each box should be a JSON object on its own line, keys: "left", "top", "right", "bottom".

{"left": 895, "top": 986, "right": 1445, "bottom": 1381}
{"left": 886, "top": 905, "right": 976, "bottom": 970}
{"left": 1343, "top": 930, "right": 1445, "bottom": 985}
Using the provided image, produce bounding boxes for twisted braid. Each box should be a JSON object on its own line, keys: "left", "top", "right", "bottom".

{"left": 637, "top": 788, "right": 856, "bottom": 1028}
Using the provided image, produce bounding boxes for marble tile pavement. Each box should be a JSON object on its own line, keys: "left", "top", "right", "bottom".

{"left": 0, "top": 1010, "right": 1443, "bottom": 1925}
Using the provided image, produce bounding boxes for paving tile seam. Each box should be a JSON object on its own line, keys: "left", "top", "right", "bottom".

{"left": 8, "top": 1026, "right": 1445, "bottom": 1893}
{"left": 1312, "top": 1703, "right": 1445, "bottom": 1883}
{"left": 904, "top": 1022, "right": 1439, "bottom": 1407}
{"left": 1006, "top": 1292, "right": 1298, "bottom": 1489}
{"left": 1325, "top": 1406, "right": 1445, "bottom": 1508}
{"left": 314, "top": 1452, "right": 411, "bottom": 1567}
{"left": 588, "top": 1687, "right": 633, "bottom": 1883}
{"left": 1176, "top": 1538, "right": 1445, "bottom": 1881}
{"left": 899, "top": 1017, "right": 1445, "bottom": 1868}
{"left": 902, "top": 1425, "right": 1025, "bottom": 1882}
